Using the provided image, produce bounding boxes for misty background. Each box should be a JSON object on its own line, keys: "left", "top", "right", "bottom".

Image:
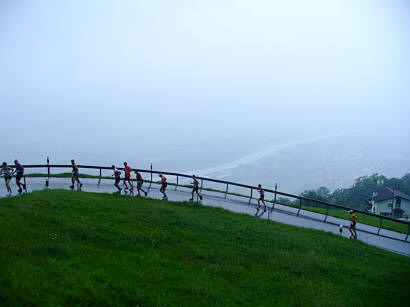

{"left": 1, "top": 0, "right": 409, "bottom": 194}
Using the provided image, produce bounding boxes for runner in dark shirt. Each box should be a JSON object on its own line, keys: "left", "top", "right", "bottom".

{"left": 190, "top": 175, "right": 203, "bottom": 201}
{"left": 14, "top": 159, "right": 26, "bottom": 193}
{"left": 112, "top": 165, "right": 122, "bottom": 192}
{"left": 70, "top": 159, "right": 83, "bottom": 190}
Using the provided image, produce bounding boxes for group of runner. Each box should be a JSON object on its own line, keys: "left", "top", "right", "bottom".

{"left": 70, "top": 160, "right": 202, "bottom": 200}
{"left": 2, "top": 159, "right": 359, "bottom": 238}
{"left": 0, "top": 160, "right": 26, "bottom": 195}
{"left": 112, "top": 162, "right": 147, "bottom": 197}
{"left": 111, "top": 163, "right": 204, "bottom": 201}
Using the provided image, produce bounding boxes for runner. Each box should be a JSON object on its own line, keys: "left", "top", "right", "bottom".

{"left": 1, "top": 162, "right": 14, "bottom": 195}
{"left": 190, "top": 175, "right": 202, "bottom": 201}
{"left": 159, "top": 174, "right": 168, "bottom": 200}
{"left": 135, "top": 170, "right": 147, "bottom": 196}
{"left": 348, "top": 210, "right": 357, "bottom": 239}
{"left": 70, "top": 159, "right": 82, "bottom": 190}
{"left": 123, "top": 162, "right": 133, "bottom": 192}
{"left": 14, "top": 159, "right": 26, "bottom": 193}
{"left": 112, "top": 165, "right": 122, "bottom": 192}
{"left": 256, "top": 184, "right": 266, "bottom": 215}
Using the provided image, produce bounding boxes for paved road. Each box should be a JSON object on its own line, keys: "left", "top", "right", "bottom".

{"left": 1, "top": 177, "right": 409, "bottom": 256}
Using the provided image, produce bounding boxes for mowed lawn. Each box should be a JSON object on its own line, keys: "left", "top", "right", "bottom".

{"left": 0, "top": 190, "right": 409, "bottom": 306}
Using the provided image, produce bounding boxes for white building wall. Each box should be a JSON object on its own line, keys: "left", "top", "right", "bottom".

{"left": 399, "top": 199, "right": 410, "bottom": 216}
{"left": 376, "top": 199, "right": 393, "bottom": 215}
{"left": 375, "top": 198, "right": 410, "bottom": 216}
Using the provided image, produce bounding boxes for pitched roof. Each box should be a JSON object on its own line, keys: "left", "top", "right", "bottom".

{"left": 367, "top": 186, "right": 410, "bottom": 202}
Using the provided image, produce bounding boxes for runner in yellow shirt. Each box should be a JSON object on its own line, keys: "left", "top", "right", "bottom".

{"left": 348, "top": 210, "right": 357, "bottom": 239}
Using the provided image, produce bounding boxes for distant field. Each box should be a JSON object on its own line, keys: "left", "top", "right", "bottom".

{"left": 0, "top": 190, "right": 409, "bottom": 306}
{"left": 279, "top": 202, "right": 408, "bottom": 234}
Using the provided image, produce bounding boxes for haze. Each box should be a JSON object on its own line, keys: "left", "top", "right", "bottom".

{"left": 1, "top": 0, "right": 409, "bottom": 193}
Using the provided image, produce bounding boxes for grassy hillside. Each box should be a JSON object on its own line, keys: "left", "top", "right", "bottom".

{"left": 0, "top": 190, "right": 409, "bottom": 306}
{"left": 23, "top": 173, "right": 408, "bottom": 234}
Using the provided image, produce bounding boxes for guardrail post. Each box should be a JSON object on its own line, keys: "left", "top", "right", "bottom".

{"left": 272, "top": 183, "right": 277, "bottom": 210}
{"left": 248, "top": 188, "right": 253, "bottom": 204}
{"left": 98, "top": 168, "right": 102, "bottom": 185}
{"left": 148, "top": 163, "right": 152, "bottom": 191}
{"left": 377, "top": 216, "right": 383, "bottom": 235}
{"left": 175, "top": 175, "right": 178, "bottom": 191}
{"left": 23, "top": 176, "right": 27, "bottom": 194}
{"left": 224, "top": 183, "right": 228, "bottom": 199}
{"left": 297, "top": 199, "right": 302, "bottom": 216}
{"left": 200, "top": 179, "right": 203, "bottom": 192}
{"left": 324, "top": 205, "right": 330, "bottom": 222}
{"left": 46, "top": 156, "right": 50, "bottom": 187}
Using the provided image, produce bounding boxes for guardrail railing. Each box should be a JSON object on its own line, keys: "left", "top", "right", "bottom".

{"left": 9, "top": 163, "right": 410, "bottom": 243}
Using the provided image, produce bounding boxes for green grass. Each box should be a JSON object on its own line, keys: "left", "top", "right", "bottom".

{"left": 0, "top": 190, "right": 409, "bottom": 306}
{"left": 291, "top": 205, "right": 408, "bottom": 234}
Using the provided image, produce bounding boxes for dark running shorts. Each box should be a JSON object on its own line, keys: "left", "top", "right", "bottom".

{"left": 351, "top": 222, "right": 356, "bottom": 228}
{"left": 259, "top": 195, "right": 265, "bottom": 201}
{"left": 161, "top": 183, "right": 167, "bottom": 189}
{"left": 72, "top": 172, "right": 79, "bottom": 177}
{"left": 137, "top": 180, "right": 143, "bottom": 188}
{"left": 16, "top": 173, "right": 23, "bottom": 180}
{"left": 115, "top": 177, "right": 121, "bottom": 184}
{"left": 193, "top": 186, "right": 199, "bottom": 192}
{"left": 4, "top": 176, "right": 12, "bottom": 181}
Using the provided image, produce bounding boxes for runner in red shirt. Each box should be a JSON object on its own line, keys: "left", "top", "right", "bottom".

{"left": 256, "top": 184, "right": 266, "bottom": 215}
{"left": 135, "top": 170, "right": 147, "bottom": 197}
{"left": 123, "top": 162, "right": 133, "bottom": 192}
{"left": 159, "top": 174, "right": 168, "bottom": 200}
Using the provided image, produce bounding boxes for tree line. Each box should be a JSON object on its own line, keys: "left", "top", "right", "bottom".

{"left": 299, "top": 173, "right": 410, "bottom": 209}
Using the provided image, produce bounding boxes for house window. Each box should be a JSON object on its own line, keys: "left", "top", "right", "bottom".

{"left": 388, "top": 202, "right": 393, "bottom": 209}
{"left": 396, "top": 197, "right": 401, "bottom": 208}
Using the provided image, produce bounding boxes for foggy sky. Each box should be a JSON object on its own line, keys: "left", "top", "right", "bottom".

{"left": 0, "top": 0, "right": 409, "bottom": 185}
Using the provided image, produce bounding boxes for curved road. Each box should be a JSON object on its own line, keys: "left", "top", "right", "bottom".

{"left": 1, "top": 177, "right": 409, "bottom": 257}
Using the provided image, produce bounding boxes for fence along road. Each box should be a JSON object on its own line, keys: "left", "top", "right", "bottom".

{"left": 3, "top": 163, "right": 410, "bottom": 255}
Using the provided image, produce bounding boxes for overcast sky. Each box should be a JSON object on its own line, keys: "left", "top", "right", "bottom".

{"left": 1, "top": 0, "right": 409, "bottom": 170}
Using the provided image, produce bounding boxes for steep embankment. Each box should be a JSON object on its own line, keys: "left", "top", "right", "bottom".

{"left": 0, "top": 190, "right": 409, "bottom": 306}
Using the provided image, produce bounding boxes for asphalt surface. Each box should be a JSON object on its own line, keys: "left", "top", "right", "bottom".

{"left": 1, "top": 177, "right": 409, "bottom": 257}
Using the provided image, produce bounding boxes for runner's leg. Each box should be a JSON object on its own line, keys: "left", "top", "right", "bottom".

{"left": 76, "top": 175, "right": 82, "bottom": 188}
{"left": 6, "top": 178, "right": 12, "bottom": 193}
{"left": 16, "top": 177, "right": 22, "bottom": 192}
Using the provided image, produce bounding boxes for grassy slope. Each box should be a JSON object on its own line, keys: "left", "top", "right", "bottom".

{"left": 0, "top": 190, "right": 409, "bottom": 306}
{"left": 24, "top": 173, "right": 409, "bottom": 234}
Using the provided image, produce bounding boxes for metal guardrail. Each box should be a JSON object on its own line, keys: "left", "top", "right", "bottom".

{"left": 10, "top": 163, "right": 410, "bottom": 242}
